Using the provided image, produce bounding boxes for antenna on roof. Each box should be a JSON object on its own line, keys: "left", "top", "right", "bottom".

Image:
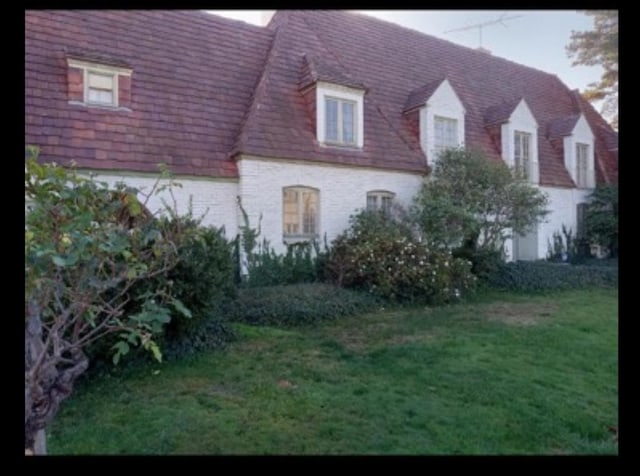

{"left": 443, "top": 13, "right": 523, "bottom": 52}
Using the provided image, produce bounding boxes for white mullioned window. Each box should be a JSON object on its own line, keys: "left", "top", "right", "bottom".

{"left": 366, "top": 191, "right": 395, "bottom": 214}
{"left": 514, "top": 131, "right": 531, "bottom": 179}
{"left": 283, "top": 186, "right": 319, "bottom": 240}
{"left": 67, "top": 58, "right": 132, "bottom": 108}
{"left": 576, "top": 143, "right": 589, "bottom": 188}
{"left": 87, "top": 71, "right": 116, "bottom": 106}
{"left": 433, "top": 116, "right": 458, "bottom": 157}
{"left": 325, "top": 97, "right": 356, "bottom": 146}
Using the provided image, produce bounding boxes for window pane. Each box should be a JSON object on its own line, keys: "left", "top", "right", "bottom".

{"left": 434, "top": 117, "right": 457, "bottom": 156}
{"left": 301, "top": 190, "right": 317, "bottom": 235}
{"left": 381, "top": 195, "right": 393, "bottom": 213}
{"left": 283, "top": 189, "right": 299, "bottom": 235}
{"left": 367, "top": 195, "right": 378, "bottom": 211}
{"left": 325, "top": 99, "right": 338, "bottom": 142}
{"left": 88, "top": 72, "right": 114, "bottom": 90}
{"left": 342, "top": 101, "right": 355, "bottom": 144}
{"left": 88, "top": 88, "right": 114, "bottom": 104}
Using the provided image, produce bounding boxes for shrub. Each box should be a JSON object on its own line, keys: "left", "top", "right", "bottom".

{"left": 88, "top": 217, "right": 237, "bottom": 366}
{"left": 243, "top": 240, "right": 326, "bottom": 287}
{"left": 325, "top": 210, "right": 477, "bottom": 304}
{"left": 483, "top": 260, "right": 618, "bottom": 292}
{"left": 452, "top": 242, "right": 505, "bottom": 281}
{"left": 225, "top": 283, "right": 384, "bottom": 326}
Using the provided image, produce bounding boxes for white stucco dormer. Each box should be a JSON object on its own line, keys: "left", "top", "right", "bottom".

{"left": 411, "top": 79, "right": 465, "bottom": 167}
{"left": 500, "top": 98, "right": 539, "bottom": 184}
{"left": 562, "top": 114, "right": 595, "bottom": 189}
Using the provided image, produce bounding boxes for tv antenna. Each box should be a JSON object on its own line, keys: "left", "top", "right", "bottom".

{"left": 443, "top": 13, "right": 523, "bottom": 49}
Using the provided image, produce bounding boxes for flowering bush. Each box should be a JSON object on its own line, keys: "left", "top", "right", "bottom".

{"left": 325, "top": 210, "right": 476, "bottom": 304}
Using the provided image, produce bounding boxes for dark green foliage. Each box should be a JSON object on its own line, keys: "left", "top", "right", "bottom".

{"left": 453, "top": 245, "right": 504, "bottom": 281}
{"left": 243, "top": 240, "right": 326, "bottom": 288}
{"left": 161, "top": 220, "right": 236, "bottom": 337}
{"left": 325, "top": 210, "right": 477, "bottom": 304}
{"left": 88, "top": 218, "right": 237, "bottom": 366}
{"left": 585, "top": 183, "right": 618, "bottom": 258}
{"left": 225, "top": 283, "right": 383, "bottom": 326}
{"left": 410, "top": 148, "right": 549, "bottom": 251}
{"left": 484, "top": 261, "right": 618, "bottom": 291}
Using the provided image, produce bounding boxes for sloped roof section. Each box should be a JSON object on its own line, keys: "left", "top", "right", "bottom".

{"left": 26, "top": 10, "right": 617, "bottom": 186}
{"left": 299, "top": 54, "right": 366, "bottom": 91}
{"left": 235, "top": 10, "right": 426, "bottom": 173}
{"left": 404, "top": 78, "right": 445, "bottom": 113}
{"left": 25, "top": 10, "right": 273, "bottom": 177}
{"left": 547, "top": 114, "right": 581, "bottom": 138}
{"left": 484, "top": 100, "right": 521, "bottom": 126}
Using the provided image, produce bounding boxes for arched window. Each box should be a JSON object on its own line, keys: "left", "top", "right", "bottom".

{"left": 283, "top": 186, "right": 319, "bottom": 241}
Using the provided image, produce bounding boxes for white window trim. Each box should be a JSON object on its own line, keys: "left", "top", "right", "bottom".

{"left": 366, "top": 190, "right": 395, "bottom": 213}
{"left": 514, "top": 130, "right": 532, "bottom": 180}
{"left": 500, "top": 99, "right": 539, "bottom": 184}
{"left": 282, "top": 186, "right": 320, "bottom": 243}
{"left": 67, "top": 58, "right": 132, "bottom": 109}
{"left": 433, "top": 115, "right": 460, "bottom": 158}
{"left": 575, "top": 143, "right": 590, "bottom": 188}
{"left": 418, "top": 79, "right": 466, "bottom": 167}
{"left": 316, "top": 81, "right": 364, "bottom": 149}
{"left": 562, "top": 114, "right": 595, "bottom": 189}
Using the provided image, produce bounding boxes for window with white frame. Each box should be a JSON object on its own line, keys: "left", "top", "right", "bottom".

{"left": 87, "top": 71, "right": 117, "bottom": 106}
{"left": 67, "top": 58, "right": 132, "bottom": 108}
{"left": 325, "top": 97, "right": 356, "bottom": 146}
{"left": 576, "top": 143, "right": 589, "bottom": 188}
{"left": 283, "top": 186, "right": 319, "bottom": 240}
{"left": 433, "top": 116, "right": 458, "bottom": 157}
{"left": 514, "top": 131, "right": 531, "bottom": 179}
{"left": 366, "top": 191, "right": 395, "bottom": 214}
{"left": 316, "top": 82, "right": 364, "bottom": 149}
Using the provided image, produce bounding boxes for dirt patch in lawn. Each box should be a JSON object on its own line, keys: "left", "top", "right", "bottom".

{"left": 483, "top": 302, "right": 558, "bottom": 326}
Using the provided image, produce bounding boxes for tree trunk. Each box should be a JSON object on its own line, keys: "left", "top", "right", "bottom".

{"left": 25, "top": 301, "right": 89, "bottom": 454}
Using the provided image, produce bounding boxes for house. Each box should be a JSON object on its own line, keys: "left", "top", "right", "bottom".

{"left": 25, "top": 10, "right": 618, "bottom": 260}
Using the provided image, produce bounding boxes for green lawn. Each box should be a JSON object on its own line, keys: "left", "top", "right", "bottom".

{"left": 48, "top": 288, "right": 618, "bottom": 455}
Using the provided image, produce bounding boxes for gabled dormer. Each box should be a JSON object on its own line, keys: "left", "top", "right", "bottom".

{"left": 485, "top": 98, "right": 539, "bottom": 184}
{"left": 299, "top": 54, "right": 366, "bottom": 149}
{"left": 404, "top": 78, "right": 466, "bottom": 167}
{"left": 548, "top": 114, "right": 595, "bottom": 189}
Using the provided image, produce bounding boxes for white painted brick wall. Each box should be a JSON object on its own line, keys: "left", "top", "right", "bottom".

{"left": 507, "top": 185, "right": 591, "bottom": 261}
{"left": 237, "top": 157, "right": 425, "bottom": 254}
{"left": 86, "top": 172, "right": 239, "bottom": 237}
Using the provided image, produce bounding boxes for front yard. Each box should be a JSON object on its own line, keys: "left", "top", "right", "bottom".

{"left": 48, "top": 288, "right": 618, "bottom": 455}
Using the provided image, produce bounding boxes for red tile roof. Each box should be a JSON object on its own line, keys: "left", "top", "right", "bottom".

{"left": 404, "top": 78, "right": 446, "bottom": 113}
{"left": 25, "top": 10, "right": 617, "bottom": 186}
{"left": 25, "top": 10, "right": 273, "bottom": 178}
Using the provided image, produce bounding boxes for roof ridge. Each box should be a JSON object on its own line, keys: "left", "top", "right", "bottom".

{"left": 230, "top": 25, "right": 279, "bottom": 157}
{"left": 341, "top": 10, "right": 569, "bottom": 84}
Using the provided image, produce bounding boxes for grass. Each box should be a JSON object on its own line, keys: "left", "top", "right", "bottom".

{"left": 47, "top": 288, "right": 618, "bottom": 455}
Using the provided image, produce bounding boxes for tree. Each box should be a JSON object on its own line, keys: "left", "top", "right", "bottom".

{"left": 410, "top": 148, "right": 549, "bottom": 253}
{"left": 585, "top": 182, "right": 618, "bottom": 258}
{"left": 567, "top": 11, "right": 618, "bottom": 129}
{"left": 25, "top": 148, "right": 191, "bottom": 454}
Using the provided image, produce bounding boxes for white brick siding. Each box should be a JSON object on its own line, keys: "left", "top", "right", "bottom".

{"left": 84, "top": 171, "right": 239, "bottom": 237}
{"left": 237, "top": 156, "right": 425, "bottom": 254}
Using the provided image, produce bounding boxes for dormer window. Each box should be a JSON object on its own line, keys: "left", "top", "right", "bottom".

{"left": 325, "top": 97, "right": 356, "bottom": 146}
{"left": 316, "top": 81, "right": 364, "bottom": 149}
{"left": 66, "top": 57, "right": 132, "bottom": 109}
{"left": 576, "top": 143, "right": 590, "bottom": 188}
{"left": 87, "top": 71, "right": 116, "bottom": 106}
{"left": 434, "top": 116, "right": 458, "bottom": 157}
{"left": 514, "top": 131, "right": 532, "bottom": 179}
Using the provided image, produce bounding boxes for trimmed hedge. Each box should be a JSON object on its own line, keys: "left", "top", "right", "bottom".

{"left": 484, "top": 260, "right": 618, "bottom": 291}
{"left": 224, "top": 283, "right": 384, "bottom": 327}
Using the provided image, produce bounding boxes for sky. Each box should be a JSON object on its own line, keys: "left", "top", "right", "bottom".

{"left": 206, "top": 10, "right": 603, "bottom": 96}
